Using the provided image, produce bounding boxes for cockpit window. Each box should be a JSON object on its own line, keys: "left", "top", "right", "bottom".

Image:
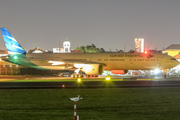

{"left": 170, "top": 58, "right": 176, "bottom": 60}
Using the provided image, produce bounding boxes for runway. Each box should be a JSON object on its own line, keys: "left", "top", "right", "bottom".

{"left": 1, "top": 75, "right": 180, "bottom": 89}
{"left": 1, "top": 80, "right": 180, "bottom": 89}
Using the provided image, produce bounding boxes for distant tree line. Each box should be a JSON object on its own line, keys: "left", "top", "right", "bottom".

{"left": 75, "top": 44, "right": 106, "bottom": 53}
{"left": 75, "top": 44, "right": 128, "bottom": 53}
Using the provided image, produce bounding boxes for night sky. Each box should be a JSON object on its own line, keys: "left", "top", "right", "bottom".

{"left": 0, "top": 0, "right": 180, "bottom": 51}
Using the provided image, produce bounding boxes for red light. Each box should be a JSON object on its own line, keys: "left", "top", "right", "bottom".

{"left": 144, "top": 51, "right": 147, "bottom": 54}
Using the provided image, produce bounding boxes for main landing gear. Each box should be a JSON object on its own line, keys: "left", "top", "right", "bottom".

{"left": 86, "top": 75, "right": 98, "bottom": 78}
{"left": 71, "top": 74, "right": 98, "bottom": 78}
{"left": 71, "top": 74, "right": 84, "bottom": 78}
{"left": 72, "top": 68, "right": 99, "bottom": 78}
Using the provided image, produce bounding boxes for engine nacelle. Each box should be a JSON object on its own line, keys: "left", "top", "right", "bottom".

{"left": 82, "top": 64, "right": 103, "bottom": 75}
{"left": 111, "top": 70, "right": 128, "bottom": 74}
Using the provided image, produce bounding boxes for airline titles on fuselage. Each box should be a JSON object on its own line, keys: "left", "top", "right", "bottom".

{"left": 110, "top": 54, "right": 154, "bottom": 58}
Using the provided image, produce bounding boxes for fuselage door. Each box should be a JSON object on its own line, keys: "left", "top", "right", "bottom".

{"left": 129, "top": 58, "right": 135, "bottom": 69}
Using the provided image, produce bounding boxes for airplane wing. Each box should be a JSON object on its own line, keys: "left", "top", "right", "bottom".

{"left": 27, "top": 57, "right": 106, "bottom": 65}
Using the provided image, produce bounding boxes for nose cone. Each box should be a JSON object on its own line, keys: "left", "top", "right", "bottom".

{"left": 174, "top": 60, "right": 180, "bottom": 67}
{"left": 167, "top": 59, "right": 180, "bottom": 69}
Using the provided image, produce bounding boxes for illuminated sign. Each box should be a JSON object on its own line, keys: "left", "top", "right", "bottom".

{"left": 110, "top": 53, "right": 154, "bottom": 58}
{"left": 135, "top": 38, "right": 144, "bottom": 53}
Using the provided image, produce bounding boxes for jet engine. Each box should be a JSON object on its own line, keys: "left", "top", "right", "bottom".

{"left": 74, "top": 64, "right": 103, "bottom": 75}
{"left": 83, "top": 64, "right": 103, "bottom": 75}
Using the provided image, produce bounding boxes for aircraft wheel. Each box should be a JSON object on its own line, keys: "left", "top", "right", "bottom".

{"left": 77, "top": 74, "right": 81, "bottom": 78}
{"left": 71, "top": 74, "right": 75, "bottom": 78}
{"left": 81, "top": 74, "right": 83, "bottom": 78}
{"left": 95, "top": 75, "right": 98, "bottom": 77}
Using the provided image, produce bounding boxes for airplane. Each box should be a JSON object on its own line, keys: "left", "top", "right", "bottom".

{"left": 0, "top": 27, "right": 179, "bottom": 78}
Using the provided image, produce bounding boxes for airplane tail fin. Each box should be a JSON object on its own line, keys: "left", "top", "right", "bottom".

{"left": 0, "top": 27, "right": 26, "bottom": 55}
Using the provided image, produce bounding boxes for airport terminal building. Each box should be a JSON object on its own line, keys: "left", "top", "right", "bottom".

{"left": 162, "top": 44, "right": 180, "bottom": 57}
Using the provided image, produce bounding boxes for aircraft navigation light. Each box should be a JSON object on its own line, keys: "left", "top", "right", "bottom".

{"left": 13, "top": 56, "right": 17, "bottom": 60}
{"left": 144, "top": 51, "right": 147, "bottom": 54}
{"left": 105, "top": 76, "right": 111, "bottom": 81}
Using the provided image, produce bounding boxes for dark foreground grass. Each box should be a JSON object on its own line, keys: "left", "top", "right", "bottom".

{"left": 0, "top": 88, "right": 180, "bottom": 120}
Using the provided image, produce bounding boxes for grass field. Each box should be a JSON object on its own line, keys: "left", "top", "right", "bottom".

{"left": 0, "top": 87, "right": 180, "bottom": 120}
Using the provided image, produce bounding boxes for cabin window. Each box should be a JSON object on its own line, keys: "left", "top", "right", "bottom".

{"left": 151, "top": 59, "right": 155, "bottom": 61}
{"left": 110, "top": 59, "right": 117, "bottom": 61}
{"left": 110, "top": 59, "right": 125, "bottom": 61}
{"left": 104, "top": 59, "right": 108, "bottom": 61}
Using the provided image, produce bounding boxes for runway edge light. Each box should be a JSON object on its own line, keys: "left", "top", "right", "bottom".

{"left": 105, "top": 76, "right": 111, "bottom": 81}
{"left": 77, "top": 78, "right": 82, "bottom": 82}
